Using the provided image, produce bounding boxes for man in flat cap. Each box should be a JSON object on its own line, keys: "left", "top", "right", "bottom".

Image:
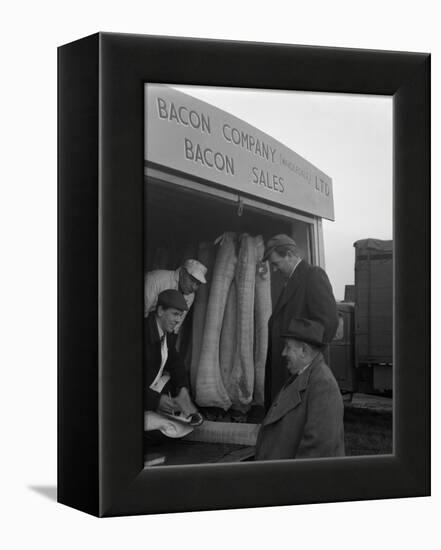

{"left": 263, "top": 234, "right": 338, "bottom": 409}
{"left": 144, "top": 289, "right": 203, "bottom": 426}
{"left": 144, "top": 258, "right": 207, "bottom": 334}
{"left": 255, "top": 318, "right": 344, "bottom": 460}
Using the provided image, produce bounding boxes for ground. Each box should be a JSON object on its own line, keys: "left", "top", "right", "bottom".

{"left": 344, "top": 394, "right": 393, "bottom": 456}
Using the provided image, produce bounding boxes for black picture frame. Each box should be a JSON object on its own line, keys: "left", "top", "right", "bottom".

{"left": 58, "top": 32, "right": 430, "bottom": 517}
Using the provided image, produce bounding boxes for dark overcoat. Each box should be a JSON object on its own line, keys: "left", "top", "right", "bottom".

{"left": 264, "top": 260, "right": 338, "bottom": 407}
{"left": 144, "top": 314, "right": 189, "bottom": 411}
{"left": 255, "top": 353, "right": 345, "bottom": 460}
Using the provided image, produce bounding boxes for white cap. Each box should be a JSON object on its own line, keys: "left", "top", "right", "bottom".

{"left": 183, "top": 259, "right": 207, "bottom": 284}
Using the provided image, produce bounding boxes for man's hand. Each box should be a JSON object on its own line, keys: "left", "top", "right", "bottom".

{"left": 157, "top": 394, "right": 177, "bottom": 415}
{"left": 173, "top": 387, "right": 198, "bottom": 417}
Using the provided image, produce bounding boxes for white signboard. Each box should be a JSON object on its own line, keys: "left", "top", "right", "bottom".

{"left": 145, "top": 85, "right": 334, "bottom": 221}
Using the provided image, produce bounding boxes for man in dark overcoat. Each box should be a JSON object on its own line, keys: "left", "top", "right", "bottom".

{"left": 263, "top": 234, "right": 338, "bottom": 409}
{"left": 255, "top": 318, "right": 345, "bottom": 460}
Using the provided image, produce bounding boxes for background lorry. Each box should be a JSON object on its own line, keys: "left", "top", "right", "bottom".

{"left": 329, "top": 238, "right": 393, "bottom": 395}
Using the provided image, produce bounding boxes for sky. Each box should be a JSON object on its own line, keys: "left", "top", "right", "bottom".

{"left": 171, "top": 85, "right": 393, "bottom": 301}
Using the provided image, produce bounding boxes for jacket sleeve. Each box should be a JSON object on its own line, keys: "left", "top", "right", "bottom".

{"left": 165, "top": 342, "right": 189, "bottom": 395}
{"left": 144, "top": 386, "right": 161, "bottom": 412}
{"left": 296, "top": 374, "right": 345, "bottom": 458}
{"left": 143, "top": 316, "right": 167, "bottom": 411}
{"left": 143, "top": 349, "right": 188, "bottom": 410}
{"left": 143, "top": 345, "right": 189, "bottom": 410}
{"left": 306, "top": 267, "right": 338, "bottom": 343}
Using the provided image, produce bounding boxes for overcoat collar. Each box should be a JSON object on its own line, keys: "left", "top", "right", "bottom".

{"left": 272, "top": 260, "right": 309, "bottom": 318}
{"left": 262, "top": 352, "right": 323, "bottom": 425}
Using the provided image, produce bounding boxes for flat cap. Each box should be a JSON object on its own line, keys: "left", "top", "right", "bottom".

{"left": 183, "top": 259, "right": 207, "bottom": 284}
{"left": 157, "top": 289, "right": 188, "bottom": 311}
{"left": 281, "top": 318, "right": 325, "bottom": 347}
{"left": 263, "top": 234, "right": 298, "bottom": 261}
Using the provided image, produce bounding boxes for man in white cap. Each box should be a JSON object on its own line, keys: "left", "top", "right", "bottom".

{"left": 144, "top": 258, "right": 207, "bottom": 333}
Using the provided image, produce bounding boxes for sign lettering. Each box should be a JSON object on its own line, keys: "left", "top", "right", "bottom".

{"left": 146, "top": 85, "right": 334, "bottom": 220}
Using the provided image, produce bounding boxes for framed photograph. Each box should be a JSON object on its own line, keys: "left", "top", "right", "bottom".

{"left": 58, "top": 33, "right": 430, "bottom": 517}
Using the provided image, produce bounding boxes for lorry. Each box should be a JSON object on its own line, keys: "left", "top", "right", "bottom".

{"left": 329, "top": 238, "right": 393, "bottom": 395}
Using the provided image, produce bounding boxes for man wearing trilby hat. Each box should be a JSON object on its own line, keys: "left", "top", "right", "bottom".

{"left": 255, "top": 318, "right": 344, "bottom": 460}
{"left": 263, "top": 234, "right": 339, "bottom": 409}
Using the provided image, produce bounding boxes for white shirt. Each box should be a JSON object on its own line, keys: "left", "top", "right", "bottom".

{"left": 296, "top": 351, "right": 320, "bottom": 377}
{"left": 144, "top": 268, "right": 194, "bottom": 333}
{"left": 149, "top": 319, "right": 170, "bottom": 393}
{"left": 287, "top": 258, "right": 302, "bottom": 281}
{"left": 297, "top": 362, "right": 311, "bottom": 377}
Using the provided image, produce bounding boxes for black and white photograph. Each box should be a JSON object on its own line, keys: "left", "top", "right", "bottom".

{"left": 143, "top": 84, "right": 393, "bottom": 466}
